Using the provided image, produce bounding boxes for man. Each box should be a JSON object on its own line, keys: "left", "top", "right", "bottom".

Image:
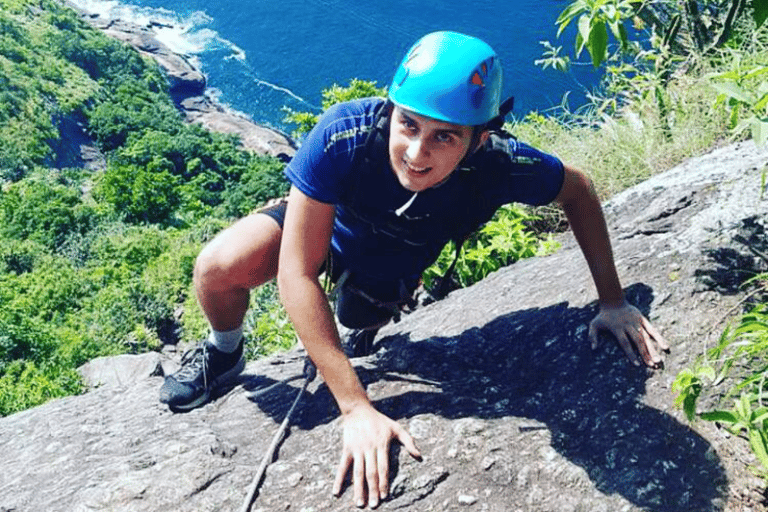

{"left": 160, "top": 31, "right": 668, "bottom": 508}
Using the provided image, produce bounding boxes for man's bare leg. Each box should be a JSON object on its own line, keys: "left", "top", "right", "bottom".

{"left": 194, "top": 211, "right": 282, "bottom": 332}
{"left": 159, "top": 211, "right": 282, "bottom": 410}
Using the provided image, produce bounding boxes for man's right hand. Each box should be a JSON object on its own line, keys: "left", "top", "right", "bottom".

{"left": 333, "top": 403, "right": 421, "bottom": 508}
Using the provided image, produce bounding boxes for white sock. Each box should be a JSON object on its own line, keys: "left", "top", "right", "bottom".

{"left": 208, "top": 326, "right": 244, "bottom": 353}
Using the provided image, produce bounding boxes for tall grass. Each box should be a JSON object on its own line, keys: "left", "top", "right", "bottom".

{"left": 510, "top": 61, "right": 733, "bottom": 201}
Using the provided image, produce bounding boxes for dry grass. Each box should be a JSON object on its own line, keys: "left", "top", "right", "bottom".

{"left": 509, "top": 59, "right": 735, "bottom": 201}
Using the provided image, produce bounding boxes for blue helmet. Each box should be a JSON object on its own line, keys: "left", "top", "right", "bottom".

{"left": 388, "top": 31, "right": 503, "bottom": 127}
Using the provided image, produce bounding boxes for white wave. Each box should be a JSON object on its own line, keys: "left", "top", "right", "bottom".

{"left": 68, "top": 0, "right": 181, "bottom": 30}
{"left": 153, "top": 25, "right": 213, "bottom": 55}
{"left": 66, "top": 0, "right": 247, "bottom": 61}
{"left": 67, "top": 0, "right": 318, "bottom": 119}
{"left": 253, "top": 77, "right": 310, "bottom": 105}
{"left": 224, "top": 42, "right": 246, "bottom": 62}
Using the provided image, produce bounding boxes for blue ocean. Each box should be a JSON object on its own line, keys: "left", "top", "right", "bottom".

{"left": 70, "top": 0, "right": 602, "bottom": 134}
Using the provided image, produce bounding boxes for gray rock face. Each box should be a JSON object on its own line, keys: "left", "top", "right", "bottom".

{"left": 48, "top": 111, "right": 107, "bottom": 171}
{"left": 78, "top": 353, "right": 164, "bottom": 389}
{"left": 2, "top": 140, "right": 768, "bottom": 511}
{"left": 93, "top": 17, "right": 207, "bottom": 97}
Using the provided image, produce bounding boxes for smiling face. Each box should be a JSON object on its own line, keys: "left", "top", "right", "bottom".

{"left": 388, "top": 105, "right": 483, "bottom": 192}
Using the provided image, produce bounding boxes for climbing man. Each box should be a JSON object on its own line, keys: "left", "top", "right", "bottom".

{"left": 159, "top": 31, "right": 669, "bottom": 508}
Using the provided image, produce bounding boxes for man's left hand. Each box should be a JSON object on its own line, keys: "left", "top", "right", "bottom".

{"left": 588, "top": 301, "right": 669, "bottom": 368}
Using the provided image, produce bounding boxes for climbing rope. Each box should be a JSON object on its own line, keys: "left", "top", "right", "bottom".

{"left": 239, "top": 358, "right": 317, "bottom": 512}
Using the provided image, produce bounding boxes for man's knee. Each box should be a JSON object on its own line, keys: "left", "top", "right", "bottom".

{"left": 193, "top": 214, "right": 281, "bottom": 291}
{"left": 193, "top": 241, "right": 234, "bottom": 292}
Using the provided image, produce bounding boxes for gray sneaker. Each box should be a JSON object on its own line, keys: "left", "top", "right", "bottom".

{"left": 159, "top": 339, "right": 245, "bottom": 411}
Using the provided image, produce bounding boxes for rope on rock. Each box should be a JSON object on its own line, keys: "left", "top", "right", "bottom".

{"left": 239, "top": 358, "right": 317, "bottom": 512}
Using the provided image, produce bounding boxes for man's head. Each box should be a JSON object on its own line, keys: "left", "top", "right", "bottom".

{"left": 387, "top": 31, "right": 503, "bottom": 192}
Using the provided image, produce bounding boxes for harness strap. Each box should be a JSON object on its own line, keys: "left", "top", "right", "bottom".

{"left": 340, "top": 278, "right": 418, "bottom": 324}
{"left": 431, "top": 237, "right": 467, "bottom": 299}
{"left": 485, "top": 96, "right": 515, "bottom": 132}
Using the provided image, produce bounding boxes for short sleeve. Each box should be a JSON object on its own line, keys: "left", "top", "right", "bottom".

{"left": 284, "top": 100, "right": 378, "bottom": 204}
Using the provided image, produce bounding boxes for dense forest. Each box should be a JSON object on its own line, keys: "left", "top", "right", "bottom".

{"left": 0, "top": 0, "right": 293, "bottom": 415}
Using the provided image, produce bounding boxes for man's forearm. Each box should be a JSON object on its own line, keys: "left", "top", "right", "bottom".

{"left": 278, "top": 273, "right": 371, "bottom": 414}
{"left": 559, "top": 170, "right": 625, "bottom": 307}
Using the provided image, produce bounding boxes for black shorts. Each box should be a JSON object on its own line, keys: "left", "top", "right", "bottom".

{"left": 258, "top": 200, "right": 413, "bottom": 330}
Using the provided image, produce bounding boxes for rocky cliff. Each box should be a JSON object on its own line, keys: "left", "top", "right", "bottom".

{"left": 2, "top": 140, "right": 767, "bottom": 512}
{"left": 61, "top": 1, "right": 297, "bottom": 163}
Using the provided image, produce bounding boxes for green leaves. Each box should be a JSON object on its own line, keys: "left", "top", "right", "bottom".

{"left": 320, "top": 78, "right": 387, "bottom": 110}
{"left": 672, "top": 364, "right": 715, "bottom": 421}
{"left": 554, "top": 0, "right": 640, "bottom": 68}
{"left": 535, "top": 41, "right": 571, "bottom": 72}
{"left": 674, "top": 277, "right": 768, "bottom": 477}
{"left": 96, "top": 163, "right": 181, "bottom": 225}
{"left": 584, "top": 18, "right": 608, "bottom": 68}
{"left": 0, "top": 178, "right": 97, "bottom": 250}
{"left": 0, "top": 360, "right": 83, "bottom": 416}
{"left": 754, "top": 0, "right": 768, "bottom": 29}
{"left": 709, "top": 60, "right": 768, "bottom": 146}
{"left": 422, "top": 205, "right": 560, "bottom": 292}
{"left": 283, "top": 78, "right": 386, "bottom": 138}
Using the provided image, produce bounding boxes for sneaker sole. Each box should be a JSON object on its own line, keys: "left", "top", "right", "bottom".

{"left": 167, "top": 356, "right": 246, "bottom": 412}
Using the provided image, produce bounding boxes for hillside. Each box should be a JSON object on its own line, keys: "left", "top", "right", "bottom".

{"left": 0, "top": 0, "right": 298, "bottom": 417}
{"left": 2, "top": 139, "right": 768, "bottom": 511}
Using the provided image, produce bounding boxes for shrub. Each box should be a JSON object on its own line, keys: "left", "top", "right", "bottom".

{"left": 244, "top": 282, "right": 297, "bottom": 359}
{"left": 0, "top": 360, "right": 83, "bottom": 416}
{"left": 283, "top": 78, "right": 386, "bottom": 138}
{"left": 422, "top": 205, "right": 560, "bottom": 292}
{"left": 0, "top": 239, "right": 47, "bottom": 275}
{"left": 95, "top": 162, "right": 181, "bottom": 225}
{"left": 0, "top": 178, "right": 97, "bottom": 250}
{"left": 217, "top": 155, "right": 290, "bottom": 217}
{"left": 673, "top": 278, "right": 768, "bottom": 478}
{"left": 103, "top": 126, "right": 289, "bottom": 223}
{"left": 0, "top": 312, "right": 56, "bottom": 372}
{"left": 87, "top": 79, "right": 182, "bottom": 151}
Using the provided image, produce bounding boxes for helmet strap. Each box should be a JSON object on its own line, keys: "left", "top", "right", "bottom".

{"left": 457, "top": 126, "right": 489, "bottom": 168}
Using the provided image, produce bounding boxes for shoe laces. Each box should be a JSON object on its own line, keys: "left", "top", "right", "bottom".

{"left": 175, "top": 344, "right": 209, "bottom": 387}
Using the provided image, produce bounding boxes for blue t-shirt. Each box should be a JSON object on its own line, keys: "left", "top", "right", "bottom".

{"left": 284, "top": 97, "right": 564, "bottom": 291}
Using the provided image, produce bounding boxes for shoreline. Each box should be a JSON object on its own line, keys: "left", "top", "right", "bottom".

{"left": 63, "top": 0, "right": 297, "bottom": 161}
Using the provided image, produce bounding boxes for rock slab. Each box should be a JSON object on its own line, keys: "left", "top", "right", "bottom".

{"left": 2, "top": 140, "right": 768, "bottom": 511}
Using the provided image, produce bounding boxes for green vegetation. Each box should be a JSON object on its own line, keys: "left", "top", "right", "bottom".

{"left": 672, "top": 276, "right": 768, "bottom": 479}
{"left": 282, "top": 78, "right": 387, "bottom": 139}
{"left": 0, "top": 0, "right": 293, "bottom": 416}
{"left": 709, "top": 57, "right": 768, "bottom": 146}
{"left": 422, "top": 206, "right": 560, "bottom": 293}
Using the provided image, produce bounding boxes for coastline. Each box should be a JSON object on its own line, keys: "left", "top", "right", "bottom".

{"left": 63, "top": 0, "right": 297, "bottom": 161}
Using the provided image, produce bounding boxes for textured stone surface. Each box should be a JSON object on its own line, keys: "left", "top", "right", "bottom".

{"left": 2, "top": 140, "right": 768, "bottom": 511}
{"left": 79, "top": 353, "right": 164, "bottom": 389}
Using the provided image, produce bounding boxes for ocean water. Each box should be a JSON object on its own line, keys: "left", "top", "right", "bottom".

{"left": 69, "top": 0, "right": 603, "bottom": 134}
